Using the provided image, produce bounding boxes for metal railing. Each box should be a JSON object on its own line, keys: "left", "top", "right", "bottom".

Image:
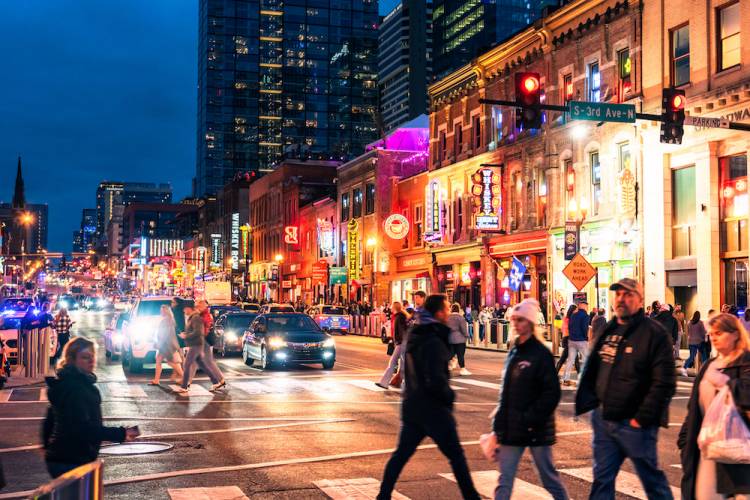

{"left": 18, "top": 327, "right": 52, "bottom": 378}
{"left": 30, "top": 460, "right": 103, "bottom": 500}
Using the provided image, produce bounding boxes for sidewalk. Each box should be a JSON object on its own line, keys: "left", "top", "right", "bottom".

{"left": 3, "top": 366, "right": 51, "bottom": 389}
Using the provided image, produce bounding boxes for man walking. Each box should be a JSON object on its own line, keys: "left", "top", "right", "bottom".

{"left": 196, "top": 300, "right": 226, "bottom": 392}
{"left": 174, "top": 304, "right": 206, "bottom": 395}
{"left": 377, "top": 295, "right": 480, "bottom": 500}
{"left": 562, "top": 300, "right": 590, "bottom": 386}
{"left": 575, "top": 278, "right": 676, "bottom": 499}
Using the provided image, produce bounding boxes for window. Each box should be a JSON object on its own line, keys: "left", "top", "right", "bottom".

{"left": 562, "top": 73, "right": 574, "bottom": 103}
{"left": 538, "top": 169, "right": 547, "bottom": 226}
{"left": 617, "top": 141, "right": 631, "bottom": 173}
{"left": 414, "top": 205, "right": 423, "bottom": 247}
{"left": 340, "top": 193, "right": 350, "bottom": 221}
{"left": 720, "top": 155, "right": 748, "bottom": 253}
{"left": 672, "top": 166, "right": 696, "bottom": 257}
{"left": 671, "top": 25, "right": 690, "bottom": 86}
{"left": 472, "top": 116, "right": 481, "bottom": 149}
{"left": 565, "top": 159, "right": 575, "bottom": 218}
{"left": 438, "top": 130, "right": 446, "bottom": 163}
{"left": 510, "top": 172, "right": 521, "bottom": 230}
{"left": 618, "top": 48, "right": 632, "bottom": 98}
{"left": 453, "top": 123, "right": 462, "bottom": 157}
{"left": 365, "top": 183, "right": 375, "bottom": 215}
{"left": 352, "top": 188, "right": 362, "bottom": 218}
{"left": 718, "top": 2, "right": 740, "bottom": 71}
{"left": 590, "top": 151, "right": 601, "bottom": 216}
{"left": 453, "top": 193, "right": 463, "bottom": 241}
{"left": 491, "top": 107, "right": 503, "bottom": 148}
{"left": 588, "top": 62, "right": 600, "bottom": 102}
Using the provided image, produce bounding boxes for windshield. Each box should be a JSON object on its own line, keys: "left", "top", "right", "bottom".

{"left": 267, "top": 315, "right": 319, "bottom": 332}
{"left": 226, "top": 314, "right": 256, "bottom": 330}
{"left": 322, "top": 306, "right": 346, "bottom": 315}
{"left": 0, "top": 318, "right": 21, "bottom": 330}
{"left": 136, "top": 300, "right": 172, "bottom": 316}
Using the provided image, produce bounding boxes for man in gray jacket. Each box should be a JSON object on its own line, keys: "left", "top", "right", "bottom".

{"left": 174, "top": 304, "right": 206, "bottom": 395}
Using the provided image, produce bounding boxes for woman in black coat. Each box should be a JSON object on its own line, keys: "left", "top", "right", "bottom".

{"left": 43, "top": 337, "right": 138, "bottom": 478}
{"left": 491, "top": 299, "right": 569, "bottom": 500}
{"left": 678, "top": 313, "right": 750, "bottom": 499}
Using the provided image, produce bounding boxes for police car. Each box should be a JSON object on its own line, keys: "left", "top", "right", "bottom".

{"left": 307, "top": 305, "right": 350, "bottom": 335}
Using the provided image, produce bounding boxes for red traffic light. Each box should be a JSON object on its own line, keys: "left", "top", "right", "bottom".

{"left": 671, "top": 94, "right": 685, "bottom": 110}
{"left": 522, "top": 75, "right": 540, "bottom": 94}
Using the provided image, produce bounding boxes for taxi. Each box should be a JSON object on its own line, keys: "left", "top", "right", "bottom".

{"left": 307, "top": 305, "right": 350, "bottom": 335}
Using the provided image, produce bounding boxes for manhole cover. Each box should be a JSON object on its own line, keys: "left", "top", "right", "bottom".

{"left": 100, "top": 441, "right": 173, "bottom": 455}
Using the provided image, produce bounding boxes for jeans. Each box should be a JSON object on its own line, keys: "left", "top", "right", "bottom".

{"left": 673, "top": 332, "right": 682, "bottom": 358}
{"left": 181, "top": 344, "right": 221, "bottom": 389}
{"left": 563, "top": 340, "right": 589, "bottom": 381}
{"left": 46, "top": 461, "right": 80, "bottom": 478}
{"left": 451, "top": 343, "right": 466, "bottom": 368}
{"left": 495, "top": 445, "right": 569, "bottom": 500}
{"left": 684, "top": 344, "right": 703, "bottom": 369}
{"left": 201, "top": 343, "right": 224, "bottom": 384}
{"left": 378, "top": 343, "right": 404, "bottom": 387}
{"left": 555, "top": 337, "right": 580, "bottom": 374}
{"left": 378, "top": 412, "right": 480, "bottom": 500}
{"left": 590, "top": 408, "right": 673, "bottom": 500}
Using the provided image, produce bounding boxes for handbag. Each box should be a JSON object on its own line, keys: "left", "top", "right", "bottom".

{"left": 698, "top": 385, "right": 750, "bottom": 464}
{"left": 386, "top": 340, "right": 395, "bottom": 356}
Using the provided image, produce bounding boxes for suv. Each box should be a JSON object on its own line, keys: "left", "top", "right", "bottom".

{"left": 258, "top": 303, "right": 295, "bottom": 314}
{"left": 121, "top": 296, "right": 193, "bottom": 373}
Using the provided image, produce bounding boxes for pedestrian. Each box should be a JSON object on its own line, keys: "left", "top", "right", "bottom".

{"left": 562, "top": 300, "right": 590, "bottom": 386}
{"left": 376, "top": 302, "right": 408, "bottom": 390}
{"left": 196, "top": 299, "right": 227, "bottom": 392}
{"left": 555, "top": 305, "right": 577, "bottom": 374}
{"left": 174, "top": 304, "right": 218, "bottom": 395}
{"left": 591, "top": 308, "right": 607, "bottom": 340}
{"left": 479, "top": 306, "right": 493, "bottom": 343}
{"left": 51, "top": 308, "right": 74, "bottom": 360}
{"left": 377, "top": 295, "right": 480, "bottom": 500}
{"left": 492, "top": 299, "right": 569, "bottom": 500}
{"left": 150, "top": 305, "right": 184, "bottom": 385}
{"left": 448, "top": 303, "right": 471, "bottom": 376}
{"left": 409, "top": 291, "right": 426, "bottom": 326}
{"left": 651, "top": 301, "right": 661, "bottom": 318}
{"left": 171, "top": 297, "right": 187, "bottom": 348}
{"left": 576, "top": 278, "right": 676, "bottom": 499}
{"left": 656, "top": 304, "right": 680, "bottom": 359}
{"left": 43, "top": 337, "right": 139, "bottom": 478}
{"left": 741, "top": 308, "right": 750, "bottom": 334}
{"left": 682, "top": 311, "right": 707, "bottom": 377}
{"left": 674, "top": 304, "right": 686, "bottom": 360}
{"left": 678, "top": 313, "right": 750, "bottom": 499}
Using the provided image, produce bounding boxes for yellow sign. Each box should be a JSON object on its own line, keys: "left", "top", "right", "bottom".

{"left": 347, "top": 220, "right": 360, "bottom": 281}
{"left": 562, "top": 253, "right": 597, "bottom": 291}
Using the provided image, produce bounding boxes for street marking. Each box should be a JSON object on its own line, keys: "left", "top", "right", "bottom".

{"left": 38, "top": 388, "right": 47, "bottom": 401}
{"left": 168, "top": 384, "right": 212, "bottom": 396}
{"left": 451, "top": 378, "right": 501, "bottom": 390}
{"left": 345, "top": 380, "right": 392, "bottom": 392}
{"left": 313, "top": 477, "right": 410, "bottom": 499}
{"left": 0, "top": 444, "right": 42, "bottom": 454}
{"left": 0, "top": 416, "right": 357, "bottom": 422}
{"left": 670, "top": 464, "right": 683, "bottom": 469}
{"left": 441, "top": 470, "right": 552, "bottom": 499}
{"left": 168, "top": 486, "right": 248, "bottom": 500}
{"left": 104, "top": 383, "right": 146, "bottom": 399}
{"left": 0, "top": 390, "right": 11, "bottom": 402}
{"left": 560, "top": 467, "right": 680, "bottom": 499}
{"left": 0, "top": 397, "right": 498, "bottom": 405}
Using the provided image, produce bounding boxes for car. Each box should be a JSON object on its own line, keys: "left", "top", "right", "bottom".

{"left": 307, "top": 305, "right": 351, "bottom": 335}
{"left": 258, "top": 303, "right": 296, "bottom": 314}
{"left": 85, "top": 296, "right": 112, "bottom": 311}
{"left": 121, "top": 296, "right": 194, "bottom": 373}
{"left": 103, "top": 313, "right": 127, "bottom": 360}
{"left": 56, "top": 295, "right": 79, "bottom": 311}
{"left": 235, "top": 302, "right": 261, "bottom": 313}
{"left": 208, "top": 305, "right": 242, "bottom": 320}
{"left": 1, "top": 297, "right": 33, "bottom": 313}
{"left": 213, "top": 311, "right": 257, "bottom": 356}
{"left": 0, "top": 311, "right": 24, "bottom": 366}
{"left": 242, "top": 313, "right": 335, "bottom": 370}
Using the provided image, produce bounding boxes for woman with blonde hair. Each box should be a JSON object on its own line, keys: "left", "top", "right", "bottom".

{"left": 678, "top": 313, "right": 750, "bottom": 499}
{"left": 151, "top": 304, "right": 184, "bottom": 385}
{"left": 43, "top": 337, "right": 139, "bottom": 477}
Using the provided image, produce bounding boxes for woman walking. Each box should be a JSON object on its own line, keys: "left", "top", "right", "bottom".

{"left": 150, "top": 305, "right": 184, "bottom": 385}
{"left": 678, "top": 313, "right": 750, "bottom": 499}
{"left": 376, "top": 302, "right": 408, "bottom": 389}
{"left": 448, "top": 303, "right": 471, "bottom": 375}
{"left": 492, "top": 299, "right": 568, "bottom": 500}
{"left": 555, "top": 305, "right": 577, "bottom": 374}
{"left": 171, "top": 297, "right": 187, "bottom": 348}
{"left": 51, "top": 308, "right": 74, "bottom": 360}
{"left": 681, "top": 311, "right": 708, "bottom": 377}
{"left": 43, "top": 337, "right": 139, "bottom": 478}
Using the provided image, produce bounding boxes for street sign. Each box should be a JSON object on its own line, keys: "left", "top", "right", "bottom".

{"left": 569, "top": 101, "right": 636, "bottom": 123}
{"left": 562, "top": 253, "right": 597, "bottom": 291}
{"left": 684, "top": 115, "right": 730, "bottom": 129}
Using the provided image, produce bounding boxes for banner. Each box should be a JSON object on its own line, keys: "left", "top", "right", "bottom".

{"left": 564, "top": 222, "right": 579, "bottom": 261}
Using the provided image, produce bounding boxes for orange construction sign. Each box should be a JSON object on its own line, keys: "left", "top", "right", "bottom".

{"left": 562, "top": 253, "right": 597, "bottom": 291}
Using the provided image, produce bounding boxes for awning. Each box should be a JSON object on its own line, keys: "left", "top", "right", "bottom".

{"left": 433, "top": 246, "right": 482, "bottom": 267}
{"left": 489, "top": 230, "right": 549, "bottom": 257}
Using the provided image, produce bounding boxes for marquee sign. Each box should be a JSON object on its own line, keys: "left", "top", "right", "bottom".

{"left": 230, "top": 213, "right": 240, "bottom": 270}
{"left": 424, "top": 180, "right": 443, "bottom": 242}
{"left": 384, "top": 214, "right": 410, "bottom": 240}
{"left": 210, "top": 234, "right": 222, "bottom": 268}
{"left": 471, "top": 168, "right": 501, "bottom": 230}
{"left": 347, "top": 219, "right": 360, "bottom": 281}
{"left": 240, "top": 224, "right": 252, "bottom": 265}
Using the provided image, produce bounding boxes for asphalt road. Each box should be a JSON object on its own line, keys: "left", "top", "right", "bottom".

{"left": 0, "top": 311, "right": 694, "bottom": 499}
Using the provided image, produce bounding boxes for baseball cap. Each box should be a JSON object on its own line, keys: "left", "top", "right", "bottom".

{"left": 577, "top": 299, "right": 588, "bottom": 305}
{"left": 411, "top": 290, "right": 426, "bottom": 298}
{"left": 609, "top": 277, "right": 643, "bottom": 298}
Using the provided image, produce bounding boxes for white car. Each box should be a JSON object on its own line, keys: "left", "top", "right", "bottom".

{"left": 121, "top": 296, "right": 193, "bottom": 373}
{"left": 258, "top": 303, "right": 295, "bottom": 314}
{"left": 103, "top": 313, "right": 127, "bottom": 360}
{"left": 0, "top": 311, "right": 23, "bottom": 366}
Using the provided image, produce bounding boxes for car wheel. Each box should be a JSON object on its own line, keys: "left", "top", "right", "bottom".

{"left": 129, "top": 352, "right": 143, "bottom": 374}
{"left": 322, "top": 360, "right": 335, "bottom": 370}
{"left": 242, "top": 346, "right": 253, "bottom": 366}
{"left": 260, "top": 347, "right": 273, "bottom": 370}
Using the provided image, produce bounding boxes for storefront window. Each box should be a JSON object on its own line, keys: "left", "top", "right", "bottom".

{"left": 720, "top": 154, "right": 748, "bottom": 253}
{"left": 725, "top": 259, "right": 748, "bottom": 311}
{"left": 672, "top": 166, "right": 696, "bottom": 257}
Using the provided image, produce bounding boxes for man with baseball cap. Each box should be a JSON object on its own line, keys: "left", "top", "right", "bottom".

{"left": 575, "top": 277, "right": 676, "bottom": 499}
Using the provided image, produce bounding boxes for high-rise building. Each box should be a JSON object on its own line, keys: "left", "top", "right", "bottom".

{"left": 25, "top": 203, "right": 48, "bottom": 253}
{"left": 95, "top": 181, "right": 172, "bottom": 248}
{"left": 194, "top": 0, "right": 380, "bottom": 197}
{"left": 378, "top": 0, "right": 432, "bottom": 133}
{"left": 432, "top": 0, "right": 559, "bottom": 79}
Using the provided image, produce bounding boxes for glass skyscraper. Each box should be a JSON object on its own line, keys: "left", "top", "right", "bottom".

{"left": 195, "top": 0, "right": 379, "bottom": 197}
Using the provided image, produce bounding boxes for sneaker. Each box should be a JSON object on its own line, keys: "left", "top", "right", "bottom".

{"left": 173, "top": 387, "right": 189, "bottom": 395}
{"left": 680, "top": 367, "right": 688, "bottom": 377}
{"left": 459, "top": 368, "right": 472, "bottom": 376}
{"left": 210, "top": 380, "right": 227, "bottom": 392}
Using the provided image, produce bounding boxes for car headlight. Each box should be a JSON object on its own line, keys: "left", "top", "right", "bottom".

{"left": 323, "top": 338, "right": 336, "bottom": 348}
{"left": 112, "top": 333, "right": 124, "bottom": 344}
{"left": 267, "top": 337, "right": 286, "bottom": 348}
{"left": 225, "top": 331, "right": 238, "bottom": 342}
{"left": 97, "top": 299, "right": 108, "bottom": 307}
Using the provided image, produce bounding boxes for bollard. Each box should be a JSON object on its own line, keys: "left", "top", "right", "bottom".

{"left": 472, "top": 320, "right": 479, "bottom": 345}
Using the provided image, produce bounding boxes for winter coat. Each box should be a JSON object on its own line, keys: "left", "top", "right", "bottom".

{"left": 493, "top": 335, "right": 560, "bottom": 446}
{"left": 392, "top": 311, "right": 408, "bottom": 345}
{"left": 678, "top": 352, "right": 750, "bottom": 499}
{"left": 402, "top": 319, "right": 454, "bottom": 421}
{"left": 447, "top": 313, "right": 469, "bottom": 345}
{"left": 576, "top": 309, "right": 676, "bottom": 428}
{"left": 52, "top": 315, "right": 73, "bottom": 335}
{"left": 183, "top": 312, "right": 205, "bottom": 347}
{"left": 591, "top": 315, "right": 607, "bottom": 339}
{"left": 568, "top": 309, "right": 590, "bottom": 342}
{"left": 687, "top": 321, "right": 707, "bottom": 346}
{"left": 43, "top": 366, "right": 125, "bottom": 466}
{"left": 655, "top": 310, "right": 679, "bottom": 345}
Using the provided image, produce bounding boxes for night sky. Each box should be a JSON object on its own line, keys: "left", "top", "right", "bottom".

{"left": 0, "top": 0, "right": 398, "bottom": 252}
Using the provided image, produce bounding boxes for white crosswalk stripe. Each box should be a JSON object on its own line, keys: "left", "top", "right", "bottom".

{"left": 451, "top": 378, "right": 501, "bottom": 390}
{"left": 0, "top": 390, "right": 12, "bottom": 402}
{"left": 168, "top": 384, "right": 212, "bottom": 396}
{"left": 440, "top": 470, "right": 552, "bottom": 499}
{"left": 313, "top": 478, "right": 410, "bottom": 499}
{"left": 168, "top": 486, "right": 248, "bottom": 500}
{"left": 104, "top": 383, "right": 146, "bottom": 399}
{"left": 560, "top": 467, "right": 681, "bottom": 499}
{"left": 38, "top": 388, "right": 47, "bottom": 401}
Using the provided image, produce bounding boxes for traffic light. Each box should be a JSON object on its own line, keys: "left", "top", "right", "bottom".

{"left": 660, "top": 88, "right": 686, "bottom": 144}
{"left": 515, "top": 72, "right": 542, "bottom": 129}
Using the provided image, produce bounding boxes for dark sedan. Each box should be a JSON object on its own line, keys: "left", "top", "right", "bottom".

{"left": 213, "top": 312, "right": 257, "bottom": 356}
{"left": 242, "top": 313, "right": 336, "bottom": 370}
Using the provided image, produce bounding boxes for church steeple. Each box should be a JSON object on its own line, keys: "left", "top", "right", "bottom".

{"left": 12, "top": 156, "right": 25, "bottom": 209}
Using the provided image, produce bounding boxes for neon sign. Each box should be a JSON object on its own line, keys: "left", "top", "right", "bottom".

{"left": 424, "top": 180, "right": 443, "bottom": 242}
{"left": 230, "top": 213, "right": 240, "bottom": 270}
{"left": 317, "top": 219, "right": 334, "bottom": 253}
{"left": 384, "top": 214, "right": 409, "bottom": 240}
{"left": 210, "top": 234, "right": 222, "bottom": 268}
{"left": 347, "top": 220, "right": 360, "bottom": 280}
{"left": 284, "top": 226, "right": 299, "bottom": 245}
{"left": 471, "top": 168, "right": 501, "bottom": 230}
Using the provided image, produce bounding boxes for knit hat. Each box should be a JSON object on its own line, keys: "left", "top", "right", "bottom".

{"left": 510, "top": 298, "right": 541, "bottom": 324}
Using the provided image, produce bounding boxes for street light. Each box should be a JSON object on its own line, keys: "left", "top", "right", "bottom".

{"left": 274, "top": 254, "right": 284, "bottom": 302}
{"left": 365, "top": 237, "right": 377, "bottom": 306}
{"left": 18, "top": 212, "right": 34, "bottom": 286}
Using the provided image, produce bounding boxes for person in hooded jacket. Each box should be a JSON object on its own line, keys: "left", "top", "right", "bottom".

{"left": 377, "top": 294, "right": 479, "bottom": 500}
{"left": 492, "top": 298, "right": 568, "bottom": 500}
{"left": 655, "top": 304, "right": 679, "bottom": 357}
{"left": 43, "top": 337, "right": 139, "bottom": 478}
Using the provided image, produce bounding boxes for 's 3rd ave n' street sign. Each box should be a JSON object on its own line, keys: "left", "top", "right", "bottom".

{"left": 569, "top": 101, "right": 636, "bottom": 123}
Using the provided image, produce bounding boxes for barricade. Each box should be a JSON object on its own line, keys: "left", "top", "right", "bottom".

{"left": 19, "top": 327, "right": 52, "bottom": 378}
{"left": 31, "top": 460, "right": 103, "bottom": 499}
